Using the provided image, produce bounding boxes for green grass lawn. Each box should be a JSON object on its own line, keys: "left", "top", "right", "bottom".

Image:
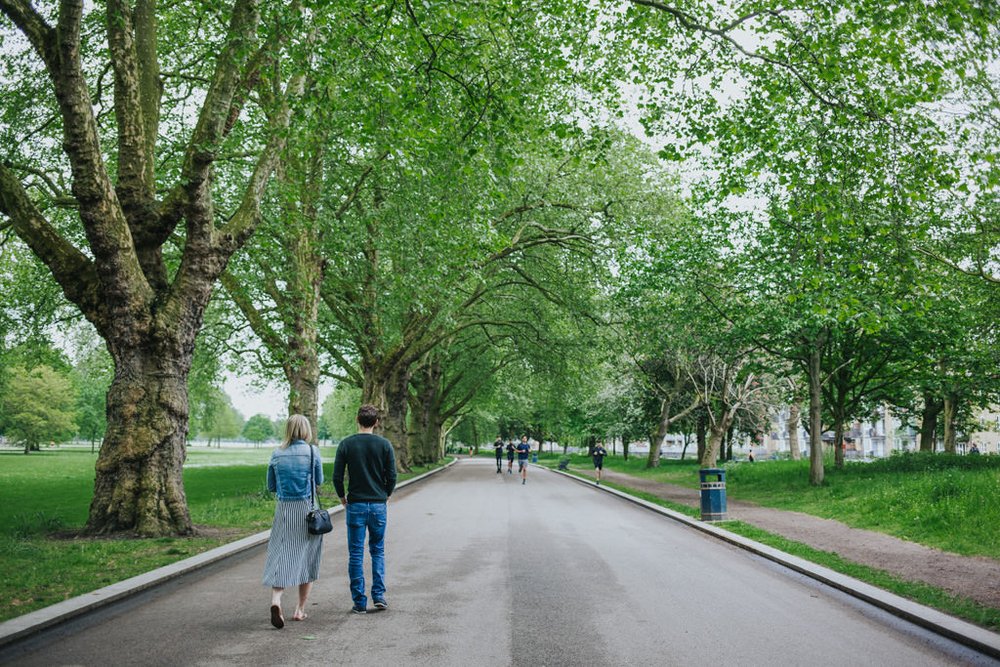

{"left": 539, "top": 451, "right": 1000, "bottom": 560}
{"left": 0, "top": 448, "right": 445, "bottom": 622}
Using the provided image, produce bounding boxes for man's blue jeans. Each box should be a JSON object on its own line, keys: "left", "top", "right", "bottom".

{"left": 345, "top": 501, "right": 387, "bottom": 608}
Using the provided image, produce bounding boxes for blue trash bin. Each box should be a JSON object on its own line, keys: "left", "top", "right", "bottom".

{"left": 699, "top": 468, "right": 727, "bottom": 521}
{"left": 532, "top": 453, "right": 538, "bottom": 463}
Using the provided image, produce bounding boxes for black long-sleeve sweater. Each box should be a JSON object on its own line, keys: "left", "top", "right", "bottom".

{"left": 332, "top": 433, "right": 397, "bottom": 503}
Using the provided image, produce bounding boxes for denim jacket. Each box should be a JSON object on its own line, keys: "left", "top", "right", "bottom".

{"left": 266, "top": 440, "right": 322, "bottom": 501}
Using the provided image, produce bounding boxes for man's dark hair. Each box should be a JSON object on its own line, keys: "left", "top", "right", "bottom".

{"left": 357, "top": 404, "right": 380, "bottom": 428}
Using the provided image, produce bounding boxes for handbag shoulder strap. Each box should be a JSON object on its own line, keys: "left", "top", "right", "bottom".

{"left": 309, "top": 443, "right": 317, "bottom": 510}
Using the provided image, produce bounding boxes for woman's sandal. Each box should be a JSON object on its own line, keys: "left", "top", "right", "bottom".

{"left": 270, "top": 604, "right": 284, "bottom": 629}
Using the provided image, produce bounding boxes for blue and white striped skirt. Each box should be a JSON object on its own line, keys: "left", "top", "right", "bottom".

{"left": 262, "top": 499, "right": 323, "bottom": 588}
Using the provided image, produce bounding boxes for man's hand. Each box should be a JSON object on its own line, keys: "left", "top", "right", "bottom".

{"left": 339, "top": 496, "right": 348, "bottom": 506}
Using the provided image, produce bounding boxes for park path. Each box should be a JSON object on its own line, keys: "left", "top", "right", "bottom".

{"left": 578, "top": 466, "right": 1000, "bottom": 610}
{"left": 4, "top": 459, "right": 991, "bottom": 666}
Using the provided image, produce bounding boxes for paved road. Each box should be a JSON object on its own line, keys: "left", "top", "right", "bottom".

{"left": 5, "top": 459, "right": 995, "bottom": 666}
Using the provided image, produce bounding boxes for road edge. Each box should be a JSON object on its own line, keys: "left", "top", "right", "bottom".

{"left": 0, "top": 457, "right": 457, "bottom": 651}
{"left": 546, "top": 466, "right": 1000, "bottom": 660}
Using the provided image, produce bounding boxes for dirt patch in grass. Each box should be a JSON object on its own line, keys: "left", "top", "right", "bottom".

{"left": 192, "top": 525, "right": 248, "bottom": 540}
{"left": 581, "top": 467, "right": 1000, "bottom": 610}
{"left": 45, "top": 526, "right": 247, "bottom": 541}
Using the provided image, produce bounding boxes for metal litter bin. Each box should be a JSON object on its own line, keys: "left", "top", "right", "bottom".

{"left": 699, "top": 468, "right": 727, "bottom": 522}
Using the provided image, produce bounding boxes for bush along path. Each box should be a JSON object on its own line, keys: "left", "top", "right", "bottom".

{"left": 571, "top": 467, "right": 1000, "bottom": 612}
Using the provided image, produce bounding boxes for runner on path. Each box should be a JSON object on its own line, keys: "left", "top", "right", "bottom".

{"left": 494, "top": 437, "right": 504, "bottom": 474}
{"left": 517, "top": 435, "right": 531, "bottom": 485}
{"left": 506, "top": 439, "right": 516, "bottom": 474}
{"left": 592, "top": 443, "right": 607, "bottom": 485}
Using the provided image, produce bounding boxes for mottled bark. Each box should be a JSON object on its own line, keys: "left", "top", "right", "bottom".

{"left": 88, "top": 334, "right": 194, "bottom": 535}
{"left": 919, "top": 392, "right": 942, "bottom": 452}
{"left": 645, "top": 399, "right": 669, "bottom": 469}
{"left": 409, "top": 366, "right": 444, "bottom": 466}
{"left": 696, "top": 413, "right": 707, "bottom": 463}
{"left": 788, "top": 401, "right": 802, "bottom": 461}
{"left": 411, "top": 422, "right": 444, "bottom": 466}
{"left": 363, "top": 364, "right": 412, "bottom": 472}
{"left": 942, "top": 394, "right": 957, "bottom": 454}
{"left": 701, "top": 423, "right": 727, "bottom": 468}
{"left": 286, "top": 350, "right": 319, "bottom": 439}
{"left": 832, "top": 420, "right": 845, "bottom": 469}
{"left": 808, "top": 338, "right": 825, "bottom": 485}
{"left": 283, "top": 257, "right": 321, "bottom": 438}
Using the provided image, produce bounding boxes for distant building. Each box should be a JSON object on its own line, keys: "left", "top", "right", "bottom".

{"left": 968, "top": 408, "right": 1000, "bottom": 455}
{"left": 621, "top": 404, "right": 996, "bottom": 460}
{"left": 759, "top": 403, "right": 992, "bottom": 458}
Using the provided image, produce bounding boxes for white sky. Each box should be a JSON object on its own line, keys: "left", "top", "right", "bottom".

{"left": 224, "top": 373, "right": 336, "bottom": 420}
{"left": 223, "top": 373, "right": 288, "bottom": 420}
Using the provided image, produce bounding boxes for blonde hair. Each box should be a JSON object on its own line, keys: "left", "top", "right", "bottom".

{"left": 281, "top": 414, "right": 312, "bottom": 448}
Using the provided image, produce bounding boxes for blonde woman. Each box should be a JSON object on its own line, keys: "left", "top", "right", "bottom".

{"left": 262, "top": 414, "right": 324, "bottom": 628}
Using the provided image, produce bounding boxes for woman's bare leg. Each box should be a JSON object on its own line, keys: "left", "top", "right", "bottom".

{"left": 293, "top": 582, "right": 313, "bottom": 620}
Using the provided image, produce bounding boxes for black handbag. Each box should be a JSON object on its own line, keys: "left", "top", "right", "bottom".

{"left": 306, "top": 444, "right": 333, "bottom": 535}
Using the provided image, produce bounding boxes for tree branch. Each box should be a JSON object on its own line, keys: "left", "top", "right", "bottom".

{"left": 629, "top": 0, "right": 854, "bottom": 114}
{"left": 917, "top": 246, "right": 1000, "bottom": 284}
{"left": 0, "top": 162, "right": 102, "bottom": 318}
{"left": 220, "top": 272, "right": 285, "bottom": 354}
{"left": 107, "top": 0, "right": 156, "bottom": 223}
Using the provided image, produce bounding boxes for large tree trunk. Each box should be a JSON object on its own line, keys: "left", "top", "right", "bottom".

{"left": 283, "top": 248, "right": 321, "bottom": 439}
{"left": 363, "top": 364, "right": 412, "bottom": 472}
{"left": 919, "top": 391, "right": 942, "bottom": 453}
{"left": 284, "top": 282, "right": 320, "bottom": 440}
{"left": 696, "top": 413, "right": 707, "bottom": 463}
{"left": 942, "top": 393, "right": 957, "bottom": 454}
{"left": 788, "top": 400, "right": 802, "bottom": 461}
{"left": 701, "top": 424, "right": 726, "bottom": 468}
{"left": 286, "top": 353, "right": 319, "bottom": 439}
{"left": 808, "top": 341, "right": 825, "bottom": 486}
{"left": 408, "top": 358, "right": 444, "bottom": 466}
{"left": 282, "top": 196, "right": 322, "bottom": 439}
{"left": 408, "top": 381, "right": 440, "bottom": 466}
{"left": 645, "top": 399, "right": 670, "bottom": 469}
{"left": 411, "top": 423, "right": 442, "bottom": 466}
{"left": 88, "top": 337, "right": 194, "bottom": 535}
{"left": 833, "top": 419, "right": 845, "bottom": 469}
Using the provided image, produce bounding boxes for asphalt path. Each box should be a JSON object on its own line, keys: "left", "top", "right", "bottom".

{"left": 5, "top": 459, "right": 995, "bottom": 666}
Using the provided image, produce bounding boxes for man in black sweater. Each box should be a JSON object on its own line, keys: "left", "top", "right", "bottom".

{"left": 333, "top": 404, "right": 397, "bottom": 614}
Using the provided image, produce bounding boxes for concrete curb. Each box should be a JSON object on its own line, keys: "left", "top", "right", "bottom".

{"left": 0, "top": 458, "right": 458, "bottom": 650}
{"left": 546, "top": 466, "right": 1000, "bottom": 660}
